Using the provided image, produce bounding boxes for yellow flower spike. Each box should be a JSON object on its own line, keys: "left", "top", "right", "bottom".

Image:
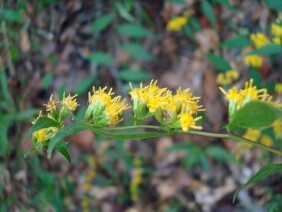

{"left": 61, "top": 93, "right": 79, "bottom": 111}
{"left": 167, "top": 16, "right": 188, "bottom": 31}
{"left": 250, "top": 33, "right": 269, "bottom": 48}
{"left": 33, "top": 128, "right": 48, "bottom": 142}
{"left": 271, "top": 23, "right": 282, "bottom": 38}
{"left": 244, "top": 55, "right": 263, "bottom": 68}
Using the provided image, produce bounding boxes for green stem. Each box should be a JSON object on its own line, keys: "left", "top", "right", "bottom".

{"left": 102, "top": 125, "right": 282, "bottom": 157}
{"left": 102, "top": 125, "right": 160, "bottom": 131}
{"left": 174, "top": 129, "right": 230, "bottom": 138}
{"left": 229, "top": 134, "right": 282, "bottom": 157}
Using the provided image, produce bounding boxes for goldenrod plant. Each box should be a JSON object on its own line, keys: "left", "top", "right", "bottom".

{"left": 25, "top": 78, "right": 282, "bottom": 202}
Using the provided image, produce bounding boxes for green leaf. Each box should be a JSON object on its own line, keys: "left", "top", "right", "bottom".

{"left": 88, "top": 52, "right": 115, "bottom": 65}
{"left": 202, "top": 0, "right": 217, "bottom": 28}
{"left": 122, "top": 43, "right": 155, "bottom": 61}
{"left": 118, "top": 69, "right": 151, "bottom": 81}
{"left": 247, "top": 43, "right": 282, "bottom": 56}
{"left": 190, "top": 17, "right": 202, "bottom": 32}
{"left": 229, "top": 101, "right": 281, "bottom": 130}
{"left": 117, "top": 24, "right": 151, "bottom": 38}
{"left": 91, "top": 13, "right": 114, "bottom": 33}
{"left": 47, "top": 123, "right": 89, "bottom": 157}
{"left": 0, "top": 115, "right": 9, "bottom": 156}
{"left": 220, "top": 36, "right": 252, "bottom": 49}
{"left": 56, "top": 142, "right": 71, "bottom": 164}
{"left": 0, "top": 69, "right": 12, "bottom": 107}
{"left": 116, "top": 2, "right": 134, "bottom": 22}
{"left": 26, "top": 117, "right": 60, "bottom": 139}
{"left": 2, "top": 8, "right": 23, "bottom": 24}
{"left": 207, "top": 146, "right": 235, "bottom": 162}
{"left": 264, "top": 0, "right": 282, "bottom": 12}
{"left": 215, "top": 0, "right": 234, "bottom": 9}
{"left": 95, "top": 128, "right": 168, "bottom": 140}
{"left": 207, "top": 53, "right": 231, "bottom": 71}
{"left": 233, "top": 164, "right": 282, "bottom": 202}
{"left": 42, "top": 72, "right": 54, "bottom": 90}
{"left": 6, "top": 109, "right": 39, "bottom": 122}
{"left": 74, "top": 76, "right": 97, "bottom": 95}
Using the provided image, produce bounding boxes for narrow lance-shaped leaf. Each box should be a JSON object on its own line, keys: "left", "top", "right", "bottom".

{"left": 56, "top": 142, "right": 72, "bottom": 164}
{"left": 91, "top": 13, "right": 114, "bottom": 33}
{"left": 47, "top": 123, "right": 89, "bottom": 157}
{"left": 233, "top": 164, "right": 282, "bottom": 202}
{"left": 202, "top": 0, "right": 217, "bottom": 28}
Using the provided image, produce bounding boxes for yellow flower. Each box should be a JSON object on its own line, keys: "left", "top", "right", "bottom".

{"left": 220, "top": 79, "right": 270, "bottom": 117}
{"left": 86, "top": 86, "right": 130, "bottom": 127}
{"left": 88, "top": 86, "right": 113, "bottom": 105}
{"left": 241, "top": 79, "right": 268, "bottom": 104}
{"left": 244, "top": 55, "right": 263, "bottom": 68}
{"left": 271, "top": 23, "right": 282, "bottom": 38}
{"left": 250, "top": 33, "right": 269, "bottom": 48}
{"left": 129, "top": 81, "right": 203, "bottom": 130}
{"left": 261, "top": 135, "right": 273, "bottom": 147}
{"left": 33, "top": 128, "right": 48, "bottom": 142}
{"left": 103, "top": 97, "right": 130, "bottom": 126}
{"left": 217, "top": 70, "right": 240, "bottom": 85}
{"left": 275, "top": 83, "right": 282, "bottom": 94}
{"left": 167, "top": 16, "right": 188, "bottom": 31}
{"left": 179, "top": 106, "right": 202, "bottom": 132}
{"left": 61, "top": 93, "right": 79, "bottom": 111}
{"left": 243, "top": 128, "right": 261, "bottom": 141}
{"left": 273, "top": 37, "right": 281, "bottom": 45}
{"left": 44, "top": 95, "right": 58, "bottom": 112}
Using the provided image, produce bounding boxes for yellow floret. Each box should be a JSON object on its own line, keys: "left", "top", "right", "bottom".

{"left": 244, "top": 55, "right": 263, "bottom": 68}
{"left": 250, "top": 33, "right": 269, "bottom": 48}
{"left": 61, "top": 93, "right": 79, "bottom": 111}
{"left": 271, "top": 23, "right": 282, "bottom": 38}
{"left": 167, "top": 16, "right": 188, "bottom": 31}
{"left": 33, "top": 128, "right": 48, "bottom": 142}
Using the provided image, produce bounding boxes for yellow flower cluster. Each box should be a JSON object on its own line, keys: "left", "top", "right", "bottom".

{"left": 216, "top": 69, "right": 240, "bottom": 86}
{"left": 271, "top": 23, "right": 282, "bottom": 45}
{"left": 82, "top": 156, "right": 96, "bottom": 212}
{"left": 244, "top": 55, "right": 263, "bottom": 68}
{"left": 167, "top": 16, "right": 188, "bottom": 31}
{"left": 32, "top": 93, "right": 78, "bottom": 146}
{"left": 129, "top": 80, "right": 204, "bottom": 131}
{"left": 220, "top": 78, "right": 282, "bottom": 117}
{"left": 250, "top": 33, "right": 269, "bottom": 48}
{"left": 85, "top": 87, "right": 130, "bottom": 127}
